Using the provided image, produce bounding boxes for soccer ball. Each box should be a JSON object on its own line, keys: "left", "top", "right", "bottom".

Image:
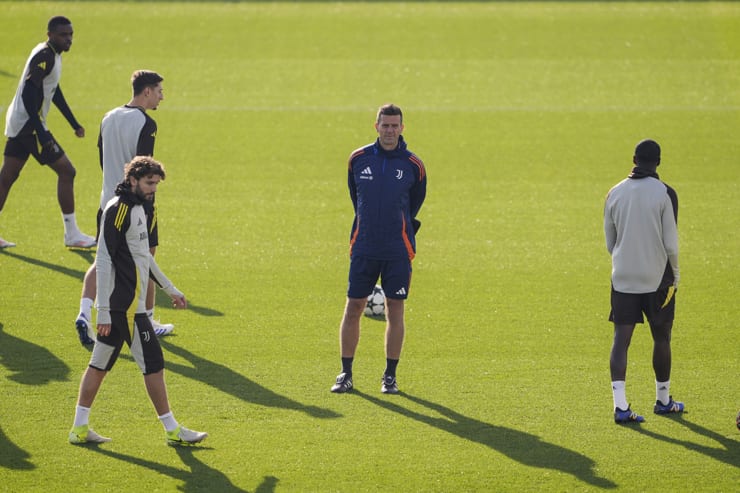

{"left": 736, "top": 410, "right": 740, "bottom": 431}
{"left": 364, "top": 285, "right": 385, "bottom": 318}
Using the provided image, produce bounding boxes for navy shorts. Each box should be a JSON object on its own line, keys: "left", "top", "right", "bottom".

{"left": 347, "top": 255, "right": 412, "bottom": 300}
{"left": 89, "top": 312, "right": 164, "bottom": 375}
{"left": 4, "top": 132, "right": 65, "bottom": 165}
{"left": 609, "top": 284, "right": 676, "bottom": 326}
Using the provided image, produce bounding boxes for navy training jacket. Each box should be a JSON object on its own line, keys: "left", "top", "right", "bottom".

{"left": 348, "top": 135, "right": 427, "bottom": 261}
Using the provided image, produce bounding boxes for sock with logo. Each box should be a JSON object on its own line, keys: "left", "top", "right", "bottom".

{"left": 73, "top": 405, "right": 91, "bottom": 427}
{"left": 612, "top": 380, "right": 628, "bottom": 410}
{"left": 341, "top": 357, "right": 353, "bottom": 377}
{"left": 656, "top": 380, "right": 670, "bottom": 405}
{"left": 79, "top": 297, "right": 94, "bottom": 322}
{"left": 63, "top": 212, "right": 81, "bottom": 238}
{"left": 158, "top": 411, "right": 179, "bottom": 432}
{"left": 384, "top": 358, "right": 399, "bottom": 378}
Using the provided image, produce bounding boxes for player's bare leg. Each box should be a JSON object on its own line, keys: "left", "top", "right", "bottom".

{"left": 75, "top": 263, "right": 97, "bottom": 345}
{"left": 384, "top": 298, "right": 405, "bottom": 360}
{"left": 48, "top": 154, "right": 95, "bottom": 247}
{"left": 144, "top": 369, "right": 171, "bottom": 416}
{"left": 47, "top": 154, "right": 76, "bottom": 214}
{"left": 0, "top": 155, "right": 26, "bottom": 247}
{"left": 649, "top": 321, "right": 672, "bottom": 382}
{"left": 339, "top": 297, "right": 365, "bottom": 357}
{"left": 331, "top": 297, "right": 365, "bottom": 393}
{"left": 381, "top": 298, "right": 405, "bottom": 394}
{"left": 76, "top": 367, "right": 107, "bottom": 408}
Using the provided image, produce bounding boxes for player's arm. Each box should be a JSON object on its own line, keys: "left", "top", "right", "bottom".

{"left": 136, "top": 119, "right": 157, "bottom": 156}
{"left": 347, "top": 162, "right": 358, "bottom": 212}
{"left": 20, "top": 79, "right": 50, "bottom": 144}
{"left": 148, "top": 256, "right": 187, "bottom": 309}
{"left": 408, "top": 156, "right": 427, "bottom": 231}
{"left": 97, "top": 130, "right": 104, "bottom": 170}
{"left": 52, "top": 86, "right": 84, "bottom": 137}
{"left": 662, "top": 193, "right": 679, "bottom": 286}
{"left": 19, "top": 51, "right": 54, "bottom": 143}
{"left": 603, "top": 197, "right": 617, "bottom": 254}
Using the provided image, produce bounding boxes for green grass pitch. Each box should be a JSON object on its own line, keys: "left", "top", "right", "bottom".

{"left": 0, "top": 2, "right": 738, "bottom": 492}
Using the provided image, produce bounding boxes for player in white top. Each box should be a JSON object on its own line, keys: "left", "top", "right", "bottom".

{"left": 75, "top": 70, "right": 175, "bottom": 345}
{"left": 0, "top": 16, "right": 95, "bottom": 249}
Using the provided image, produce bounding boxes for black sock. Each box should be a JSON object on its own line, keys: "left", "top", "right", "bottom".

{"left": 341, "top": 357, "right": 354, "bottom": 376}
{"left": 384, "top": 358, "right": 399, "bottom": 377}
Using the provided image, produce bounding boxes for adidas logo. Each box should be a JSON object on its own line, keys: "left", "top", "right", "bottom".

{"left": 360, "top": 166, "right": 373, "bottom": 180}
{"left": 395, "top": 287, "right": 407, "bottom": 296}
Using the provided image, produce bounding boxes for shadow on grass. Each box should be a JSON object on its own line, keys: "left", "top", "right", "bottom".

{"left": 158, "top": 339, "right": 341, "bottom": 419}
{"left": 354, "top": 390, "right": 617, "bottom": 489}
{"left": 0, "top": 323, "right": 70, "bottom": 385}
{"left": 89, "top": 445, "right": 277, "bottom": 492}
{"left": 0, "top": 321, "right": 70, "bottom": 471}
{"left": 0, "top": 424, "right": 34, "bottom": 471}
{"left": 0, "top": 249, "right": 89, "bottom": 281}
{"left": 627, "top": 414, "right": 740, "bottom": 468}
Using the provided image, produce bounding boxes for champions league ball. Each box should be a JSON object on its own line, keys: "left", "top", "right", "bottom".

{"left": 364, "top": 285, "right": 386, "bottom": 318}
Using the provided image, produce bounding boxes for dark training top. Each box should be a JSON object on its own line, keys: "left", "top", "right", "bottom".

{"left": 347, "top": 135, "right": 427, "bottom": 261}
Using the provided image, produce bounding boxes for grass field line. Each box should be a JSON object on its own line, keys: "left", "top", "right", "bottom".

{"left": 111, "top": 104, "right": 740, "bottom": 113}
{"left": 2, "top": 104, "right": 738, "bottom": 114}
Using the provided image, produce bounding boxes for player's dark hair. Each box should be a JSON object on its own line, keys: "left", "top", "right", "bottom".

{"left": 131, "top": 70, "right": 164, "bottom": 96}
{"left": 124, "top": 156, "right": 166, "bottom": 181}
{"left": 377, "top": 103, "right": 403, "bottom": 124}
{"left": 634, "top": 139, "right": 661, "bottom": 167}
{"left": 48, "top": 16, "right": 72, "bottom": 32}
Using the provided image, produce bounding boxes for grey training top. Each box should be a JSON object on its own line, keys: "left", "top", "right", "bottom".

{"left": 604, "top": 175, "right": 679, "bottom": 294}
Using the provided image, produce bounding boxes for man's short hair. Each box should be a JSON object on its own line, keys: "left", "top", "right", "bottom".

{"left": 131, "top": 70, "right": 164, "bottom": 96}
{"left": 124, "top": 156, "right": 166, "bottom": 181}
{"left": 634, "top": 139, "right": 661, "bottom": 166}
{"left": 48, "top": 16, "right": 72, "bottom": 32}
{"left": 376, "top": 103, "right": 403, "bottom": 124}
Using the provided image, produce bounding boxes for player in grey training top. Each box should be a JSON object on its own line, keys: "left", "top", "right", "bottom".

{"left": 75, "top": 70, "right": 174, "bottom": 345}
{"left": 604, "top": 139, "right": 684, "bottom": 424}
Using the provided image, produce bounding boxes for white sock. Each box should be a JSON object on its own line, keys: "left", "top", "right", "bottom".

{"left": 79, "top": 298, "right": 94, "bottom": 321}
{"left": 656, "top": 380, "right": 670, "bottom": 405}
{"left": 73, "top": 405, "right": 91, "bottom": 427}
{"left": 612, "top": 381, "right": 628, "bottom": 410}
{"left": 158, "top": 411, "right": 179, "bottom": 432}
{"left": 63, "top": 212, "right": 80, "bottom": 237}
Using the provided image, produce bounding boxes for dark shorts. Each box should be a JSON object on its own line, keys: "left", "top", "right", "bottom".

{"left": 347, "top": 255, "right": 412, "bottom": 299}
{"left": 96, "top": 200, "right": 158, "bottom": 247}
{"left": 609, "top": 285, "right": 676, "bottom": 326}
{"left": 89, "top": 312, "right": 164, "bottom": 375}
{"left": 4, "top": 132, "right": 65, "bottom": 165}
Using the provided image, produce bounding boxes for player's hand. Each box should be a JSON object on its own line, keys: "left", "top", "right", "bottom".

{"left": 97, "top": 323, "right": 111, "bottom": 337}
{"left": 39, "top": 131, "right": 55, "bottom": 148}
{"left": 41, "top": 138, "right": 61, "bottom": 155}
{"left": 75, "top": 126, "right": 85, "bottom": 138}
{"left": 171, "top": 294, "right": 188, "bottom": 309}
